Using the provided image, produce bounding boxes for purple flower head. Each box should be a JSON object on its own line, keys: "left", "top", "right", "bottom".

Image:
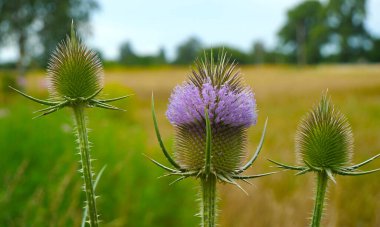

{"left": 166, "top": 79, "right": 257, "bottom": 127}
{"left": 163, "top": 51, "right": 260, "bottom": 173}
{"left": 150, "top": 51, "right": 274, "bottom": 227}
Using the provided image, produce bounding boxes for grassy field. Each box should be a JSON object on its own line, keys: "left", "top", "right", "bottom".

{"left": 1, "top": 65, "right": 380, "bottom": 226}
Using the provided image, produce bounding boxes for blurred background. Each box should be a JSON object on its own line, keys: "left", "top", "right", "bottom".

{"left": 1, "top": 0, "right": 380, "bottom": 226}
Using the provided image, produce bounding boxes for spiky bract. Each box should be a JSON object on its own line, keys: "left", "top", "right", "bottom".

{"left": 47, "top": 32, "right": 103, "bottom": 100}
{"left": 296, "top": 93, "right": 353, "bottom": 171}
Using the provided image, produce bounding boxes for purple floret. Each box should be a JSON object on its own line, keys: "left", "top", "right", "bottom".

{"left": 166, "top": 80, "right": 257, "bottom": 127}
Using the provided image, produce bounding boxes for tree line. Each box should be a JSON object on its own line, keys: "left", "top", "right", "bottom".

{"left": 0, "top": 0, "right": 379, "bottom": 73}
{"left": 116, "top": 0, "right": 380, "bottom": 66}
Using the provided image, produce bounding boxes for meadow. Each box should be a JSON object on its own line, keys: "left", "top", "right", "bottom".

{"left": 1, "top": 65, "right": 380, "bottom": 227}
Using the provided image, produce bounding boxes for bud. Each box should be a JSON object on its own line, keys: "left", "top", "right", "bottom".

{"left": 47, "top": 26, "right": 103, "bottom": 101}
{"left": 296, "top": 93, "right": 353, "bottom": 171}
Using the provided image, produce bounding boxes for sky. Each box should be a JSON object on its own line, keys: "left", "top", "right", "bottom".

{"left": 1, "top": 0, "right": 380, "bottom": 62}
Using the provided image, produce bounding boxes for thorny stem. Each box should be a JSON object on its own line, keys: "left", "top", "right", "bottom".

{"left": 201, "top": 174, "right": 217, "bottom": 227}
{"left": 73, "top": 105, "right": 98, "bottom": 227}
{"left": 311, "top": 171, "right": 328, "bottom": 227}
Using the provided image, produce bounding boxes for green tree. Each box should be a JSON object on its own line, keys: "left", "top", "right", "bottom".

{"left": 278, "top": 1, "right": 326, "bottom": 65}
{"left": 119, "top": 41, "right": 138, "bottom": 65}
{"left": 250, "top": 41, "right": 266, "bottom": 64}
{"left": 201, "top": 46, "right": 250, "bottom": 65}
{"left": 37, "top": 0, "right": 99, "bottom": 67}
{"left": 368, "top": 38, "right": 380, "bottom": 62}
{"left": 119, "top": 42, "right": 167, "bottom": 66}
{"left": 174, "top": 37, "right": 202, "bottom": 65}
{"left": 324, "top": 0, "right": 371, "bottom": 62}
{"left": 0, "top": 0, "right": 98, "bottom": 82}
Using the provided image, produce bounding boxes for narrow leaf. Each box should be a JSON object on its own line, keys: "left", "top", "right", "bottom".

{"left": 239, "top": 117, "right": 268, "bottom": 172}
{"left": 143, "top": 154, "right": 177, "bottom": 173}
{"left": 9, "top": 86, "right": 59, "bottom": 106}
{"left": 169, "top": 176, "right": 187, "bottom": 185}
{"left": 344, "top": 153, "right": 380, "bottom": 170}
{"left": 85, "top": 88, "right": 103, "bottom": 101}
{"left": 268, "top": 159, "right": 306, "bottom": 171}
{"left": 82, "top": 165, "right": 107, "bottom": 227}
{"left": 335, "top": 168, "right": 380, "bottom": 176}
{"left": 98, "top": 95, "right": 132, "bottom": 103}
{"left": 151, "top": 93, "right": 182, "bottom": 170}
{"left": 231, "top": 171, "right": 278, "bottom": 179}
{"left": 204, "top": 108, "right": 212, "bottom": 175}
{"left": 326, "top": 169, "right": 336, "bottom": 184}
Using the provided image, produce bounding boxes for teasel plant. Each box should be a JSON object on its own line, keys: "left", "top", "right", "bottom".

{"left": 148, "top": 51, "right": 276, "bottom": 227}
{"left": 10, "top": 22, "right": 128, "bottom": 227}
{"left": 269, "top": 91, "right": 380, "bottom": 227}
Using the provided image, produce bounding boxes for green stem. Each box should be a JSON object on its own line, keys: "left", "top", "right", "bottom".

{"left": 201, "top": 174, "right": 217, "bottom": 227}
{"left": 73, "top": 105, "right": 98, "bottom": 227}
{"left": 311, "top": 171, "right": 328, "bottom": 227}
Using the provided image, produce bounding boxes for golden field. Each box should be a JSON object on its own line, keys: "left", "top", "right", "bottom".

{"left": 1, "top": 64, "right": 380, "bottom": 226}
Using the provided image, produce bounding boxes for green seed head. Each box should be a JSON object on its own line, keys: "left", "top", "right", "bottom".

{"left": 47, "top": 25, "right": 103, "bottom": 100}
{"left": 296, "top": 92, "right": 353, "bottom": 171}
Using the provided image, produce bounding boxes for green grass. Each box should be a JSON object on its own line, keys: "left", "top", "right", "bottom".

{"left": 1, "top": 65, "right": 380, "bottom": 226}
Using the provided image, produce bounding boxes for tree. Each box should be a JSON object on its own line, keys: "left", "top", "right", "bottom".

{"left": 278, "top": 1, "right": 326, "bottom": 65}
{"left": 324, "top": 0, "right": 371, "bottom": 62}
{"left": 37, "top": 0, "right": 99, "bottom": 67}
{"left": 0, "top": 0, "right": 98, "bottom": 82}
{"left": 118, "top": 42, "right": 168, "bottom": 66}
{"left": 250, "top": 41, "right": 266, "bottom": 64}
{"left": 201, "top": 46, "right": 250, "bottom": 65}
{"left": 0, "top": 0, "right": 40, "bottom": 79}
{"left": 174, "top": 37, "right": 202, "bottom": 65}
{"left": 119, "top": 41, "right": 138, "bottom": 65}
{"left": 368, "top": 38, "right": 380, "bottom": 62}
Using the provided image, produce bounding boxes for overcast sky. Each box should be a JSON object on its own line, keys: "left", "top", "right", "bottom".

{"left": 1, "top": 0, "right": 380, "bottom": 61}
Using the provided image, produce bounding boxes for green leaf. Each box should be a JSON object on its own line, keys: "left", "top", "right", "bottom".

{"left": 9, "top": 86, "right": 60, "bottom": 106}
{"left": 151, "top": 93, "right": 182, "bottom": 170}
{"left": 239, "top": 117, "right": 268, "bottom": 172}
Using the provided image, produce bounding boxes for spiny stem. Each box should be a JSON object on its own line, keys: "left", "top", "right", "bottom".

{"left": 201, "top": 174, "right": 217, "bottom": 227}
{"left": 311, "top": 171, "right": 328, "bottom": 227}
{"left": 73, "top": 105, "right": 98, "bottom": 227}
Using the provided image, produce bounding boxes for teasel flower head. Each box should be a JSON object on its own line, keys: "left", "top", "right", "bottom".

{"left": 148, "top": 51, "right": 275, "bottom": 191}
{"left": 270, "top": 91, "right": 380, "bottom": 180}
{"left": 9, "top": 21, "right": 129, "bottom": 117}
{"left": 47, "top": 25, "right": 104, "bottom": 101}
{"left": 269, "top": 91, "right": 380, "bottom": 227}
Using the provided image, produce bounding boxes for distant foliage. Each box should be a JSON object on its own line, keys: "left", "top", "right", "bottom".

{"left": 174, "top": 37, "right": 202, "bottom": 65}
{"left": 118, "top": 42, "right": 167, "bottom": 66}
{"left": 278, "top": 0, "right": 377, "bottom": 64}
{"left": 0, "top": 0, "right": 98, "bottom": 74}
